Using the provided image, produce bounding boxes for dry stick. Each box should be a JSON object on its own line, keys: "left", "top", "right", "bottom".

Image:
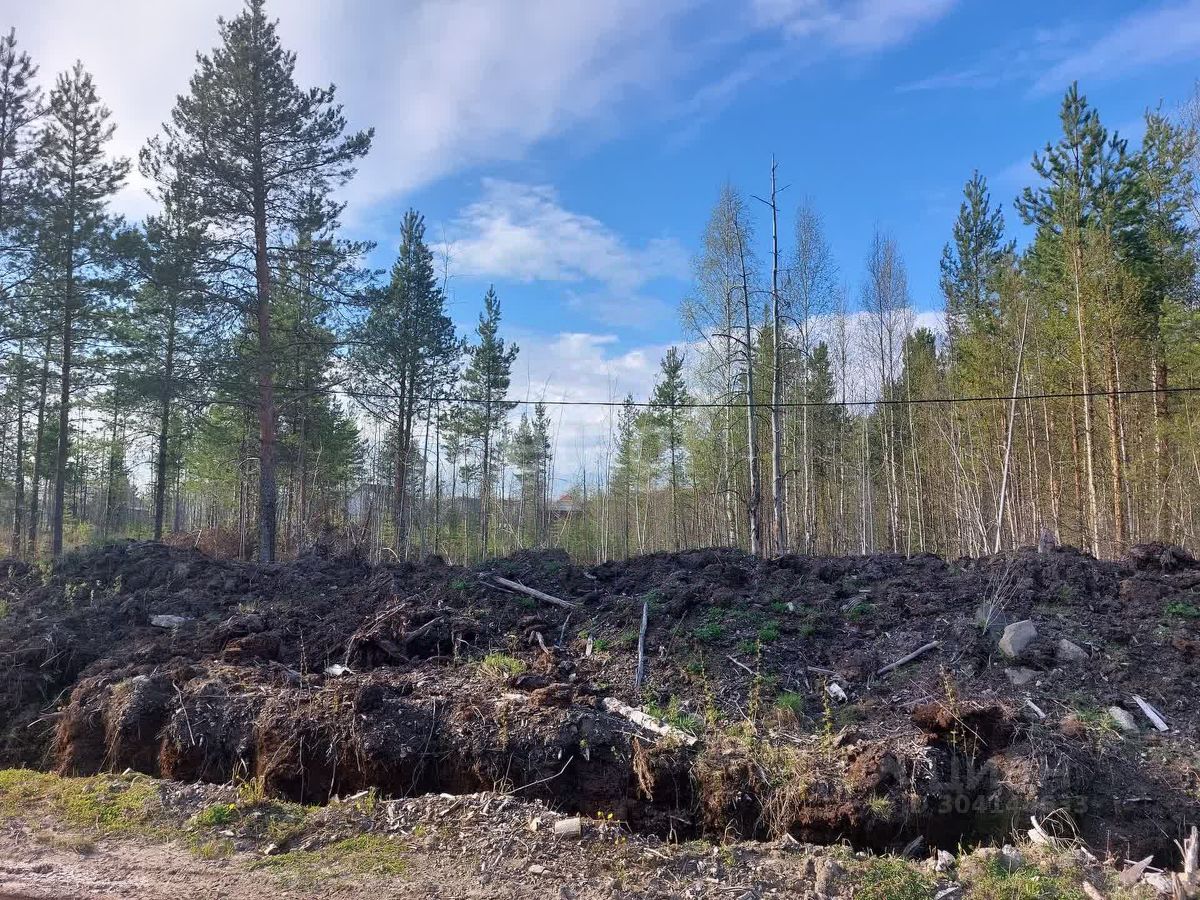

{"left": 727, "top": 655, "right": 755, "bottom": 676}
{"left": 876, "top": 640, "right": 941, "bottom": 677}
{"left": 634, "top": 599, "right": 649, "bottom": 691}
{"left": 486, "top": 574, "right": 579, "bottom": 610}
{"left": 509, "top": 755, "right": 575, "bottom": 794}
{"left": 532, "top": 630, "right": 552, "bottom": 655}
{"left": 173, "top": 683, "right": 196, "bottom": 747}
{"left": 1132, "top": 694, "right": 1169, "bottom": 732}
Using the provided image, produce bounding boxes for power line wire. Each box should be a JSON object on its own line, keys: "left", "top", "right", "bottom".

{"left": 2, "top": 352, "right": 1200, "bottom": 411}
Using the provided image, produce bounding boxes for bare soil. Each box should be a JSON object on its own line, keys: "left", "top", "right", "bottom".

{"left": 3, "top": 539, "right": 1200, "bottom": 871}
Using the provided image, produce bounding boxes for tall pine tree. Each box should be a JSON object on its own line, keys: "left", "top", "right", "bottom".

{"left": 142, "top": 0, "right": 372, "bottom": 561}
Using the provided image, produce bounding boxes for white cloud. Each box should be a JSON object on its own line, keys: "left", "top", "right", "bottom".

{"left": 507, "top": 330, "right": 674, "bottom": 487}
{"left": 751, "top": 0, "right": 957, "bottom": 51}
{"left": 1034, "top": 1, "right": 1200, "bottom": 93}
{"left": 448, "top": 179, "right": 688, "bottom": 327}
{"left": 10, "top": 0, "right": 962, "bottom": 226}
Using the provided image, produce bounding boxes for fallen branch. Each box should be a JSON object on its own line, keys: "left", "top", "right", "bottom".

{"left": 876, "top": 640, "right": 940, "bottom": 677}
{"left": 603, "top": 697, "right": 698, "bottom": 746}
{"left": 532, "top": 631, "right": 552, "bottom": 655}
{"left": 1132, "top": 694, "right": 1169, "bottom": 732}
{"left": 487, "top": 574, "right": 579, "bottom": 610}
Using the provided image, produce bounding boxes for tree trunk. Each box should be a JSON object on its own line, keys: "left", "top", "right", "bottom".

{"left": 153, "top": 302, "right": 177, "bottom": 540}
{"left": 51, "top": 269, "right": 74, "bottom": 558}
{"left": 253, "top": 192, "right": 278, "bottom": 563}
{"left": 1071, "top": 241, "right": 1101, "bottom": 557}
{"left": 766, "top": 158, "right": 787, "bottom": 555}
{"left": 27, "top": 337, "right": 50, "bottom": 557}
{"left": 10, "top": 342, "right": 25, "bottom": 557}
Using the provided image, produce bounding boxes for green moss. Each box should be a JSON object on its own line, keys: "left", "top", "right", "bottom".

{"left": 1166, "top": 601, "right": 1200, "bottom": 620}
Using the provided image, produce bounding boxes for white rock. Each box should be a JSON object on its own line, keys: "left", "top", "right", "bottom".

{"left": 323, "top": 663, "right": 353, "bottom": 677}
{"left": 528, "top": 864, "right": 547, "bottom": 875}
{"left": 1107, "top": 706, "right": 1138, "bottom": 733}
{"left": 1005, "top": 667, "right": 1038, "bottom": 686}
{"left": 999, "top": 620, "right": 1037, "bottom": 658}
{"left": 1056, "top": 639, "right": 1088, "bottom": 663}
{"left": 553, "top": 816, "right": 582, "bottom": 837}
{"left": 150, "top": 614, "right": 190, "bottom": 628}
{"left": 934, "top": 849, "right": 956, "bottom": 872}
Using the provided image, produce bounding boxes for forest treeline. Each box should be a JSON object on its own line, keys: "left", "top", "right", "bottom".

{"left": 1, "top": 1, "right": 1198, "bottom": 564}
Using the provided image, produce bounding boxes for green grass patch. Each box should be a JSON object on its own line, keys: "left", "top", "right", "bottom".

{"left": 693, "top": 621, "right": 725, "bottom": 643}
{"left": 0, "top": 769, "right": 161, "bottom": 835}
{"left": 960, "top": 854, "right": 1089, "bottom": 900}
{"left": 255, "top": 834, "right": 408, "bottom": 880}
{"left": 479, "top": 652, "right": 526, "bottom": 679}
{"left": 774, "top": 691, "right": 804, "bottom": 716}
{"left": 645, "top": 696, "right": 700, "bottom": 735}
{"left": 1166, "top": 601, "right": 1200, "bottom": 620}
{"left": 193, "top": 801, "right": 239, "bottom": 827}
{"left": 855, "top": 857, "right": 934, "bottom": 900}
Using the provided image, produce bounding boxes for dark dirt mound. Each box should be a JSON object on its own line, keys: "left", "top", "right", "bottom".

{"left": 3, "top": 539, "right": 1200, "bottom": 863}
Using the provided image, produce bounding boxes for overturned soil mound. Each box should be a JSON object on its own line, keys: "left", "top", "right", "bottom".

{"left": 3, "top": 540, "right": 1200, "bottom": 862}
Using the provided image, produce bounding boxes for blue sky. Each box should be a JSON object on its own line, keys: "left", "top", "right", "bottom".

{"left": 10, "top": 0, "right": 1200, "bottom": 447}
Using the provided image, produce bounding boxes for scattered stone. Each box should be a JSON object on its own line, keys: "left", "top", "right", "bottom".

{"left": 1000, "top": 845, "right": 1025, "bottom": 872}
{"left": 553, "top": 816, "right": 582, "bottom": 838}
{"left": 999, "top": 620, "right": 1037, "bottom": 658}
{"left": 814, "top": 857, "right": 846, "bottom": 896}
{"left": 934, "top": 849, "right": 956, "bottom": 872}
{"left": 1005, "top": 667, "right": 1038, "bottom": 686}
{"left": 323, "top": 663, "right": 353, "bottom": 677}
{"left": 528, "top": 864, "right": 547, "bottom": 876}
{"left": 1056, "top": 639, "right": 1088, "bottom": 664}
{"left": 150, "top": 614, "right": 190, "bottom": 628}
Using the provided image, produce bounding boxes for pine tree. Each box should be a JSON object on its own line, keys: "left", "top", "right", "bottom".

{"left": 0, "top": 29, "right": 41, "bottom": 556}
{"left": 940, "top": 171, "right": 1012, "bottom": 352}
{"left": 117, "top": 184, "right": 210, "bottom": 539}
{"left": 142, "top": 0, "right": 372, "bottom": 562}
{"left": 613, "top": 394, "right": 637, "bottom": 557}
{"left": 349, "top": 209, "right": 457, "bottom": 556}
{"left": 1017, "top": 83, "right": 1138, "bottom": 555}
{"left": 651, "top": 347, "right": 691, "bottom": 551}
{"left": 452, "top": 287, "right": 517, "bottom": 559}
{"left": 32, "top": 62, "right": 128, "bottom": 556}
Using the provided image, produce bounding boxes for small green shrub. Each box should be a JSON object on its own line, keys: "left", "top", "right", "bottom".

{"left": 480, "top": 652, "right": 526, "bottom": 679}
{"left": 693, "top": 621, "right": 725, "bottom": 643}
{"left": 1166, "top": 601, "right": 1200, "bottom": 619}
{"left": 757, "top": 620, "right": 781, "bottom": 642}
{"left": 846, "top": 602, "right": 875, "bottom": 622}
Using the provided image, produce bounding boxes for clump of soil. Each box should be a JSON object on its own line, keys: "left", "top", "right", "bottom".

{"left": 3, "top": 538, "right": 1200, "bottom": 863}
